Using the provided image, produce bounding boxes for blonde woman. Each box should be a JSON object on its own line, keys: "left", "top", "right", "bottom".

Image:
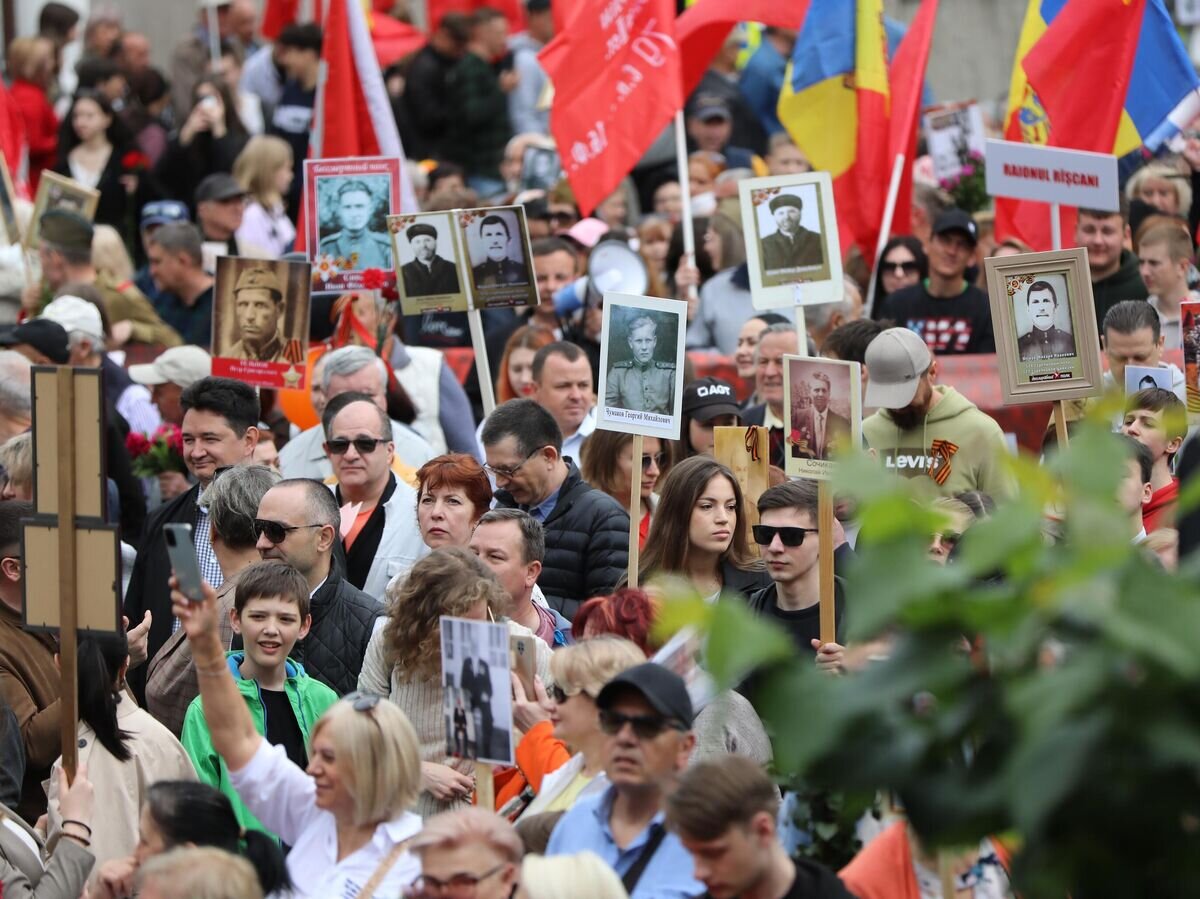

{"left": 171, "top": 578, "right": 424, "bottom": 897}
{"left": 1126, "top": 161, "right": 1192, "bottom": 217}
{"left": 518, "top": 852, "right": 630, "bottom": 899}
{"left": 91, "top": 224, "right": 135, "bottom": 284}
{"left": 233, "top": 135, "right": 296, "bottom": 258}
{"left": 358, "top": 547, "right": 552, "bottom": 818}
{"left": 501, "top": 636, "right": 645, "bottom": 818}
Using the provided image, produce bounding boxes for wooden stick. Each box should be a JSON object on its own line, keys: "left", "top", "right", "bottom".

{"left": 468, "top": 308, "right": 496, "bottom": 417}
{"left": 56, "top": 367, "right": 78, "bottom": 783}
{"left": 1053, "top": 400, "right": 1070, "bottom": 449}
{"left": 627, "top": 434, "right": 643, "bottom": 589}
{"left": 864, "top": 153, "right": 907, "bottom": 318}
{"left": 475, "top": 760, "right": 494, "bottom": 810}
{"left": 817, "top": 479, "right": 836, "bottom": 645}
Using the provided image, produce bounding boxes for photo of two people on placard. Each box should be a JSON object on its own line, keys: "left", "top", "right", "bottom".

{"left": 440, "top": 617, "right": 513, "bottom": 765}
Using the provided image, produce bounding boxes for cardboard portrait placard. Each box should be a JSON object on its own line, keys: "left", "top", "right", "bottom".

{"left": 440, "top": 616, "right": 514, "bottom": 766}
{"left": 1125, "top": 365, "right": 1174, "bottom": 395}
{"left": 388, "top": 211, "right": 470, "bottom": 316}
{"left": 596, "top": 292, "right": 688, "bottom": 440}
{"left": 923, "top": 101, "right": 987, "bottom": 184}
{"left": 304, "top": 156, "right": 402, "bottom": 291}
{"left": 25, "top": 171, "right": 100, "bottom": 249}
{"left": 520, "top": 145, "right": 562, "bottom": 192}
{"left": 211, "top": 257, "right": 312, "bottom": 390}
{"left": 983, "top": 248, "right": 1103, "bottom": 406}
{"left": 1183, "top": 299, "right": 1200, "bottom": 418}
{"left": 740, "top": 172, "right": 842, "bottom": 311}
{"left": 460, "top": 205, "right": 538, "bottom": 311}
{"left": 783, "top": 356, "right": 862, "bottom": 480}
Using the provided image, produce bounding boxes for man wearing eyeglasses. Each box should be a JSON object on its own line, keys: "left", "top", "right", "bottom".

{"left": 124, "top": 377, "right": 260, "bottom": 703}
{"left": 481, "top": 398, "right": 628, "bottom": 621}
{"left": 746, "top": 481, "right": 846, "bottom": 675}
{"left": 323, "top": 393, "right": 423, "bottom": 601}
{"left": 253, "top": 477, "right": 384, "bottom": 695}
{"left": 546, "top": 663, "right": 704, "bottom": 898}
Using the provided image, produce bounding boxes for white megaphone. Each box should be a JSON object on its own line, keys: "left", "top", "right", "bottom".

{"left": 552, "top": 241, "right": 649, "bottom": 316}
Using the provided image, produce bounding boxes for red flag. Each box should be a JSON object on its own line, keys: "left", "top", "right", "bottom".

{"left": 884, "top": 0, "right": 939, "bottom": 237}
{"left": 0, "top": 82, "right": 27, "bottom": 197}
{"left": 372, "top": 15, "right": 427, "bottom": 69}
{"left": 295, "top": 0, "right": 417, "bottom": 252}
{"left": 675, "top": 0, "right": 811, "bottom": 99}
{"left": 539, "top": 0, "right": 682, "bottom": 217}
{"left": 1023, "top": 0, "right": 1145, "bottom": 155}
{"left": 260, "top": 0, "right": 300, "bottom": 41}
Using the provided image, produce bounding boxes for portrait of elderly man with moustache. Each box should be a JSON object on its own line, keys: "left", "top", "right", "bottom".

{"left": 760, "top": 192, "right": 823, "bottom": 271}
{"left": 471, "top": 213, "right": 529, "bottom": 288}
{"left": 401, "top": 221, "right": 462, "bottom": 298}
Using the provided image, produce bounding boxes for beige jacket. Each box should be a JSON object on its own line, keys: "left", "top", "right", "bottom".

{"left": 46, "top": 694, "right": 195, "bottom": 886}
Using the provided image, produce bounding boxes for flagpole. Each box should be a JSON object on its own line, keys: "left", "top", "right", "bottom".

{"left": 674, "top": 110, "right": 698, "bottom": 303}
{"left": 206, "top": 3, "right": 222, "bottom": 69}
{"left": 1050, "top": 202, "right": 1061, "bottom": 251}
{"left": 865, "top": 153, "right": 906, "bottom": 318}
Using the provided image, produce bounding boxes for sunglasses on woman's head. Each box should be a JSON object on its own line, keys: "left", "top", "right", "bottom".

{"left": 752, "top": 524, "right": 819, "bottom": 547}
{"left": 343, "top": 691, "right": 381, "bottom": 712}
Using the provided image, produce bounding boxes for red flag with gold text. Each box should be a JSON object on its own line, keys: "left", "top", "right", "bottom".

{"left": 539, "top": 0, "right": 682, "bottom": 216}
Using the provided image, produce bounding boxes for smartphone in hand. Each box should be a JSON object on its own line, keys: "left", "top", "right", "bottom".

{"left": 164, "top": 523, "right": 205, "bottom": 602}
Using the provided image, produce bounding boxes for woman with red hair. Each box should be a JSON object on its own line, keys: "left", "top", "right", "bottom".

{"left": 415, "top": 453, "right": 494, "bottom": 550}
{"left": 496, "top": 325, "right": 555, "bottom": 403}
{"left": 571, "top": 588, "right": 658, "bottom": 655}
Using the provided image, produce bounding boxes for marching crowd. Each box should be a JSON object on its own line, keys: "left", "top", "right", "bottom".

{"left": 0, "top": 2, "right": 1198, "bottom": 898}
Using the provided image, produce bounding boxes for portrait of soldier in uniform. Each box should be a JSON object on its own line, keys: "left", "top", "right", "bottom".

{"left": 605, "top": 313, "right": 676, "bottom": 415}
{"left": 228, "top": 266, "right": 288, "bottom": 363}
{"left": 471, "top": 214, "right": 529, "bottom": 288}
{"left": 1016, "top": 279, "right": 1075, "bottom": 362}
{"left": 319, "top": 179, "right": 392, "bottom": 268}
{"left": 400, "top": 222, "right": 461, "bottom": 297}
{"left": 790, "top": 371, "right": 850, "bottom": 461}
{"left": 761, "top": 192, "right": 824, "bottom": 271}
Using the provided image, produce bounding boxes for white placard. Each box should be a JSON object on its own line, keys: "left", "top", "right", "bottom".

{"left": 984, "top": 139, "right": 1119, "bottom": 211}
{"left": 924, "top": 101, "right": 987, "bottom": 183}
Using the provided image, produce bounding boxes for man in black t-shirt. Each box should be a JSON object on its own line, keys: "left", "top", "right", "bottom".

{"left": 746, "top": 480, "right": 846, "bottom": 672}
{"left": 876, "top": 208, "right": 995, "bottom": 355}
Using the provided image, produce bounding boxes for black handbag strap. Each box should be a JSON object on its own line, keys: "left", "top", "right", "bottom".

{"left": 622, "top": 823, "right": 668, "bottom": 894}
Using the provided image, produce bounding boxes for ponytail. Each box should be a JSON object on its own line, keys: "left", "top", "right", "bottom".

{"left": 76, "top": 634, "right": 131, "bottom": 761}
{"left": 145, "top": 781, "right": 292, "bottom": 896}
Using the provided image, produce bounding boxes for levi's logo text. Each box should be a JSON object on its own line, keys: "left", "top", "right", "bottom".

{"left": 882, "top": 441, "right": 959, "bottom": 486}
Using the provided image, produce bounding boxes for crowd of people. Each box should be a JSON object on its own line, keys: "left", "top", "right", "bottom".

{"left": 0, "top": 2, "right": 1197, "bottom": 898}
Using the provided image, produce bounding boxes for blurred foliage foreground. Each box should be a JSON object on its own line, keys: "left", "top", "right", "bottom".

{"left": 660, "top": 421, "right": 1200, "bottom": 898}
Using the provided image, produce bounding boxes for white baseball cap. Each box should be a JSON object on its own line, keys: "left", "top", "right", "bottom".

{"left": 129, "top": 345, "right": 212, "bottom": 388}
{"left": 863, "top": 328, "right": 933, "bottom": 409}
{"left": 40, "top": 295, "right": 105, "bottom": 344}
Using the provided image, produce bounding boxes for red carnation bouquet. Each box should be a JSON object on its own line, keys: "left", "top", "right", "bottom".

{"left": 121, "top": 150, "right": 150, "bottom": 174}
{"left": 126, "top": 423, "right": 186, "bottom": 477}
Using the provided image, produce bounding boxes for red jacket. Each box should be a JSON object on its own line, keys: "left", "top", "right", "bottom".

{"left": 1144, "top": 478, "right": 1178, "bottom": 533}
{"left": 9, "top": 79, "right": 58, "bottom": 191}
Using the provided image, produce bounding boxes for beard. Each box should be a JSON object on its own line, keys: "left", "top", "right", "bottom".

{"left": 889, "top": 404, "right": 927, "bottom": 431}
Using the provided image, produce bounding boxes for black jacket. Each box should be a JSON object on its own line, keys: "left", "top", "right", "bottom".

{"left": 123, "top": 485, "right": 200, "bottom": 702}
{"left": 495, "top": 460, "right": 629, "bottom": 621}
{"left": 719, "top": 561, "right": 774, "bottom": 600}
{"left": 288, "top": 558, "right": 384, "bottom": 696}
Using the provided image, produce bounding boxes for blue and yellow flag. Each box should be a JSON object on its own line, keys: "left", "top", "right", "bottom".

{"left": 776, "top": 0, "right": 890, "bottom": 255}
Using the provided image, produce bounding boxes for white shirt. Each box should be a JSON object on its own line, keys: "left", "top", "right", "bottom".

{"left": 229, "top": 740, "right": 422, "bottom": 899}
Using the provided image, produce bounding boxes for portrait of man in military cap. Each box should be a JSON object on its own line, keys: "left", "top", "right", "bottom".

{"left": 229, "top": 267, "right": 288, "bottom": 362}
{"left": 401, "top": 221, "right": 461, "bottom": 298}
{"left": 605, "top": 312, "right": 677, "bottom": 416}
{"left": 25, "top": 171, "right": 99, "bottom": 249}
{"left": 760, "top": 191, "right": 824, "bottom": 272}
{"left": 1016, "top": 278, "right": 1076, "bottom": 362}
{"left": 213, "top": 257, "right": 311, "bottom": 385}
{"left": 469, "top": 212, "right": 529, "bottom": 289}
{"left": 317, "top": 176, "right": 392, "bottom": 269}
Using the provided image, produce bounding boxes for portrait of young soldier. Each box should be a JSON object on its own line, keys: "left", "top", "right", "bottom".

{"left": 471, "top": 213, "right": 529, "bottom": 288}
{"left": 761, "top": 192, "right": 823, "bottom": 271}
{"left": 1017, "top": 279, "right": 1075, "bottom": 362}
{"left": 605, "top": 312, "right": 676, "bottom": 415}
{"left": 319, "top": 178, "right": 392, "bottom": 268}
{"left": 228, "top": 266, "right": 288, "bottom": 363}
{"left": 400, "top": 222, "right": 461, "bottom": 297}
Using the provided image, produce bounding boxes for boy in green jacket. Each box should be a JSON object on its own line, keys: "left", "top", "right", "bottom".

{"left": 181, "top": 560, "right": 338, "bottom": 838}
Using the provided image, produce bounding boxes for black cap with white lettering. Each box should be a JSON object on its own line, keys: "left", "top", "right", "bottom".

{"left": 683, "top": 377, "right": 742, "bottom": 422}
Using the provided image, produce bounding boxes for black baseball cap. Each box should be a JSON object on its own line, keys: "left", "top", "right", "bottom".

{"left": 931, "top": 208, "right": 978, "bottom": 245}
{"left": 682, "top": 377, "right": 741, "bottom": 422}
{"left": 596, "top": 663, "right": 694, "bottom": 728}
{"left": 0, "top": 319, "right": 70, "bottom": 364}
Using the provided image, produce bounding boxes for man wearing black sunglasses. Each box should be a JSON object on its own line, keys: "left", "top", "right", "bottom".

{"left": 546, "top": 663, "right": 703, "bottom": 898}
{"left": 746, "top": 481, "right": 846, "bottom": 675}
{"left": 322, "top": 393, "right": 422, "bottom": 602}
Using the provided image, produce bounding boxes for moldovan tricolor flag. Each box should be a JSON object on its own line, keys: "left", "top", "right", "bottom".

{"left": 295, "top": 0, "right": 417, "bottom": 252}
{"left": 997, "top": 0, "right": 1200, "bottom": 250}
{"left": 777, "top": 0, "right": 890, "bottom": 258}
